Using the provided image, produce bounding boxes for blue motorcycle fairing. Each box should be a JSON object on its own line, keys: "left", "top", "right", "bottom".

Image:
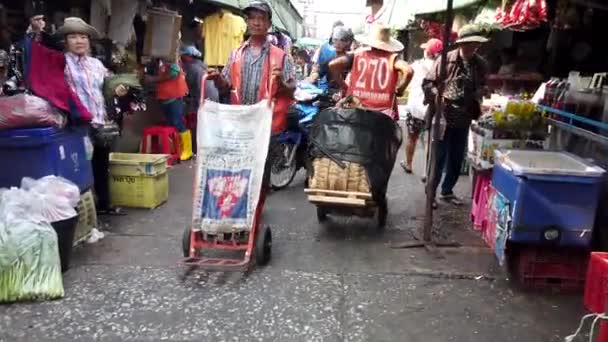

{"left": 276, "top": 130, "right": 302, "bottom": 145}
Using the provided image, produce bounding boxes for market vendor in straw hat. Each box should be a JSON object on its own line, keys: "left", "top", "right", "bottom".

{"left": 58, "top": 17, "right": 128, "bottom": 215}
{"left": 328, "top": 24, "right": 413, "bottom": 121}
{"left": 422, "top": 24, "right": 489, "bottom": 207}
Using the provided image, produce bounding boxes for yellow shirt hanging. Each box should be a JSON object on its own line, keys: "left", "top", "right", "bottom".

{"left": 202, "top": 10, "right": 247, "bottom": 67}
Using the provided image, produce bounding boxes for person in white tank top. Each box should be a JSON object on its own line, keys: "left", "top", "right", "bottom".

{"left": 400, "top": 38, "right": 443, "bottom": 173}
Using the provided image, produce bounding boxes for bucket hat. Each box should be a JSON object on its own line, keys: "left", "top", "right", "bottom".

{"left": 454, "top": 24, "right": 488, "bottom": 44}
{"left": 57, "top": 17, "right": 99, "bottom": 39}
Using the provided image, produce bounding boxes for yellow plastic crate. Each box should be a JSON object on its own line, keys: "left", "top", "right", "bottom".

{"left": 109, "top": 153, "right": 169, "bottom": 209}
{"left": 109, "top": 153, "right": 168, "bottom": 177}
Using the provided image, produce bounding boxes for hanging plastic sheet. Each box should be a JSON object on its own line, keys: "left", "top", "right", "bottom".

{"left": 493, "top": 190, "right": 511, "bottom": 266}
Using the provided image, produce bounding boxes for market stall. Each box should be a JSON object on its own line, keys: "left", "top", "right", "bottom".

{"left": 461, "top": 0, "right": 608, "bottom": 294}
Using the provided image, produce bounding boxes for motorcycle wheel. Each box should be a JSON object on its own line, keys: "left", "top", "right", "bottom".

{"left": 270, "top": 142, "right": 298, "bottom": 190}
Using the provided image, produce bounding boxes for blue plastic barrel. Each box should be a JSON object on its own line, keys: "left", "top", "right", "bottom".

{"left": 0, "top": 126, "right": 93, "bottom": 192}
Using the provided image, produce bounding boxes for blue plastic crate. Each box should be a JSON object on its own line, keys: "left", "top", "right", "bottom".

{"left": 0, "top": 126, "right": 93, "bottom": 192}
{"left": 492, "top": 150, "right": 605, "bottom": 247}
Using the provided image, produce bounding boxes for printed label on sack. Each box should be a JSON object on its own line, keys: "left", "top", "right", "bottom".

{"left": 71, "top": 153, "right": 80, "bottom": 172}
{"left": 202, "top": 169, "right": 251, "bottom": 220}
{"left": 59, "top": 145, "right": 66, "bottom": 160}
{"left": 84, "top": 136, "right": 94, "bottom": 161}
{"left": 112, "top": 175, "right": 137, "bottom": 184}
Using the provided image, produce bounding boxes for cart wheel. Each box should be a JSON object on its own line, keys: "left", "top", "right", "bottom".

{"left": 270, "top": 143, "right": 297, "bottom": 190}
{"left": 377, "top": 198, "right": 388, "bottom": 229}
{"left": 255, "top": 225, "right": 272, "bottom": 266}
{"left": 182, "top": 227, "right": 191, "bottom": 257}
{"left": 317, "top": 207, "right": 328, "bottom": 223}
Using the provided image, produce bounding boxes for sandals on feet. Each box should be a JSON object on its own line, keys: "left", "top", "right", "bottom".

{"left": 439, "top": 194, "right": 464, "bottom": 206}
{"left": 400, "top": 161, "right": 413, "bottom": 174}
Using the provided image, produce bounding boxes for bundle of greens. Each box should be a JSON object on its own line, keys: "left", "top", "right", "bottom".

{"left": 0, "top": 189, "right": 64, "bottom": 303}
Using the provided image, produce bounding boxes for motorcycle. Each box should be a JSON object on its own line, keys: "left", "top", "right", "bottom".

{"left": 269, "top": 84, "right": 337, "bottom": 190}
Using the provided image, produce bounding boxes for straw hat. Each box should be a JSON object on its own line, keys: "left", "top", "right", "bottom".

{"left": 454, "top": 24, "right": 488, "bottom": 44}
{"left": 355, "top": 24, "right": 403, "bottom": 53}
{"left": 57, "top": 17, "right": 99, "bottom": 39}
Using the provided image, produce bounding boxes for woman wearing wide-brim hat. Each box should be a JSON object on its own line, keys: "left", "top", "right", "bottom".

{"left": 329, "top": 24, "right": 414, "bottom": 121}
{"left": 58, "top": 17, "right": 127, "bottom": 215}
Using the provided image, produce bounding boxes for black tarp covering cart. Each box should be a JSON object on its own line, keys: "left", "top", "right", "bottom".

{"left": 304, "top": 107, "right": 403, "bottom": 228}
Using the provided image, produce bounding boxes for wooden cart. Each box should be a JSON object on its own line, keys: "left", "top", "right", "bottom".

{"left": 304, "top": 188, "right": 388, "bottom": 228}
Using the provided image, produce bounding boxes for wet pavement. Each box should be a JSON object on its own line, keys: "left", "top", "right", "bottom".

{"left": 0, "top": 146, "right": 587, "bottom": 341}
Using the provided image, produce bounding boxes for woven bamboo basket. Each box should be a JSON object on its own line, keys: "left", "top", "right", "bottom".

{"left": 309, "top": 157, "right": 371, "bottom": 193}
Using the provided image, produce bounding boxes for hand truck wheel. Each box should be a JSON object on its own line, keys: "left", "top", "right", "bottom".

{"left": 377, "top": 197, "right": 388, "bottom": 229}
{"left": 316, "top": 207, "right": 328, "bottom": 223}
{"left": 182, "top": 227, "right": 192, "bottom": 258}
{"left": 255, "top": 225, "right": 272, "bottom": 266}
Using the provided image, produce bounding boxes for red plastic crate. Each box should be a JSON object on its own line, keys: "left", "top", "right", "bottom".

{"left": 584, "top": 252, "right": 608, "bottom": 313}
{"left": 512, "top": 245, "right": 590, "bottom": 292}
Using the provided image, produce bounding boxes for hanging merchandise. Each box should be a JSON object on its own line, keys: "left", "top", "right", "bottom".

{"left": 495, "top": 0, "right": 548, "bottom": 31}
{"left": 202, "top": 10, "right": 247, "bottom": 67}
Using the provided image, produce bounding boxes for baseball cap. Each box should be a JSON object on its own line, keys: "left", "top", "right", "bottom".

{"left": 420, "top": 38, "right": 443, "bottom": 56}
{"left": 180, "top": 45, "right": 202, "bottom": 58}
{"left": 244, "top": 0, "right": 272, "bottom": 20}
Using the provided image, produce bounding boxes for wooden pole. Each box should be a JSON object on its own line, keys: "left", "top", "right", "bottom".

{"left": 422, "top": 0, "right": 455, "bottom": 243}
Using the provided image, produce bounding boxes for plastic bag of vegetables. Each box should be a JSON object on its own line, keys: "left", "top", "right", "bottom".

{"left": 0, "top": 189, "right": 64, "bottom": 303}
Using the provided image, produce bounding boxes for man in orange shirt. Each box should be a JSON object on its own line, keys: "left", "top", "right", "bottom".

{"left": 208, "top": 0, "right": 295, "bottom": 191}
{"left": 329, "top": 24, "right": 413, "bottom": 121}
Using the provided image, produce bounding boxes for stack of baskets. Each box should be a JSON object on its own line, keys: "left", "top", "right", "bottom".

{"left": 309, "top": 157, "right": 370, "bottom": 193}
{"left": 74, "top": 190, "right": 97, "bottom": 245}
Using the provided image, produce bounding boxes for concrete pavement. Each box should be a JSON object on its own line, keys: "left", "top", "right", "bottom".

{"left": 0, "top": 152, "right": 586, "bottom": 342}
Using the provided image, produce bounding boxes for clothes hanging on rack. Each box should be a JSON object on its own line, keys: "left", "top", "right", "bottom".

{"left": 202, "top": 10, "right": 246, "bottom": 66}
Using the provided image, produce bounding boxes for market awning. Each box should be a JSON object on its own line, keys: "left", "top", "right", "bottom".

{"left": 204, "top": 0, "right": 243, "bottom": 10}
{"left": 411, "top": 0, "right": 483, "bottom": 15}
{"left": 204, "top": 0, "right": 297, "bottom": 36}
{"left": 379, "top": 0, "right": 483, "bottom": 30}
{"left": 296, "top": 37, "right": 323, "bottom": 47}
{"left": 268, "top": 4, "right": 289, "bottom": 33}
{"left": 383, "top": 0, "right": 416, "bottom": 29}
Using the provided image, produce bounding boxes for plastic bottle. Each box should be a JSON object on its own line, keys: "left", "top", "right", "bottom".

{"left": 542, "top": 78, "right": 557, "bottom": 106}
{"left": 551, "top": 80, "right": 564, "bottom": 107}
{"left": 554, "top": 81, "right": 570, "bottom": 110}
